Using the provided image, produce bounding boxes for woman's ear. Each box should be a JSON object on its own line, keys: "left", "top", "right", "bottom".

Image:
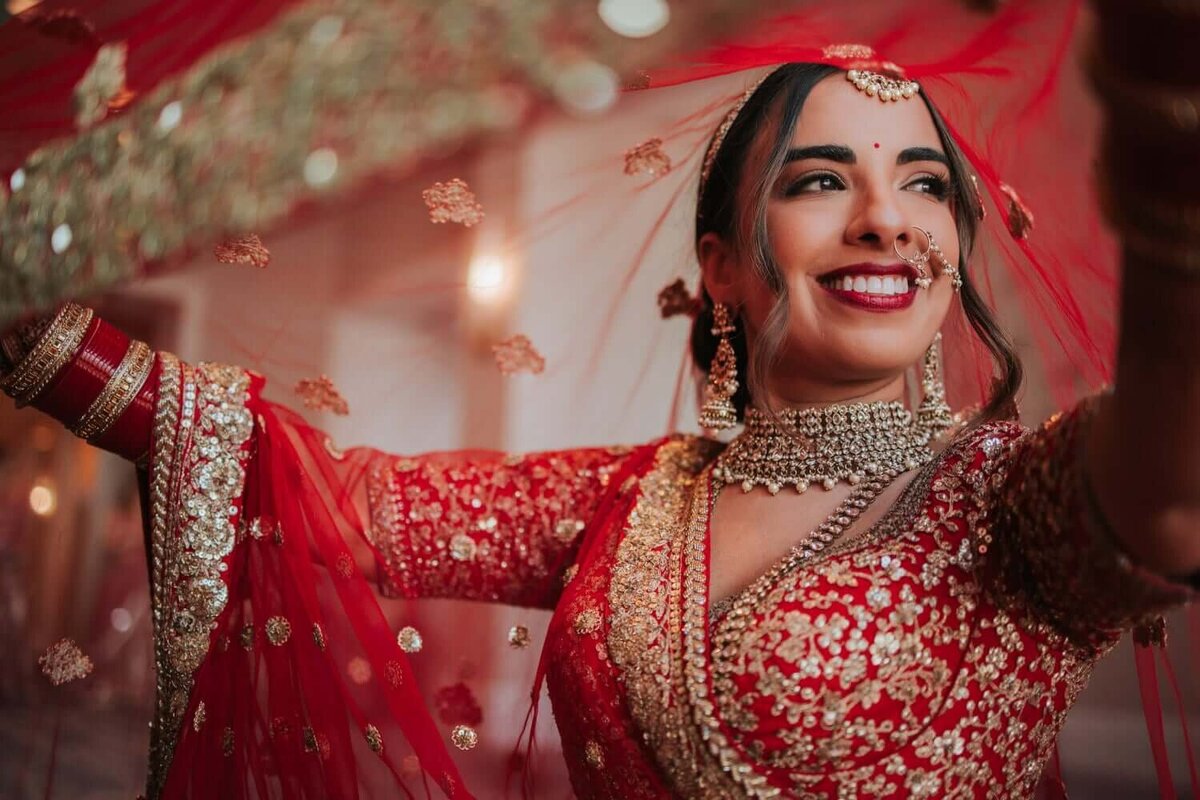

{"left": 698, "top": 232, "right": 740, "bottom": 306}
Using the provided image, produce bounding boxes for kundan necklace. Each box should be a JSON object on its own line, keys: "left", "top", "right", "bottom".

{"left": 708, "top": 400, "right": 939, "bottom": 624}
{"left": 712, "top": 400, "right": 935, "bottom": 495}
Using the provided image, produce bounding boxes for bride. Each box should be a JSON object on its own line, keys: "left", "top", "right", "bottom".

{"left": 1, "top": 1, "right": 1196, "bottom": 798}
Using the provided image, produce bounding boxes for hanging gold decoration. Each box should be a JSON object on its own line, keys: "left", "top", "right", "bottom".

{"left": 294, "top": 375, "right": 349, "bottom": 416}
{"left": 214, "top": 234, "right": 271, "bottom": 268}
{"left": 422, "top": 178, "right": 485, "bottom": 227}
{"left": 623, "top": 138, "right": 672, "bottom": 177}
{"left": 492, "top": 334, "right": 546, "bottom": 375}
{"left": 39, "top": 638, "right": 94, "bottom": 686}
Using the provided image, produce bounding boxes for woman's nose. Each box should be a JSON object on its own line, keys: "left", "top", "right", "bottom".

{"left": 844, "top": 186, "right": 909, "bottom": 249}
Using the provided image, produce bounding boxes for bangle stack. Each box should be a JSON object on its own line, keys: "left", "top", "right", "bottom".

{"left": 0, "top": 303, "right": 94, "bottom": 406}
{"left": 71, "top": 339, "right": 155, "bottom": 442}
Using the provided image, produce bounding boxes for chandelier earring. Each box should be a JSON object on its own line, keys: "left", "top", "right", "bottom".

{"left": 698, "top": 303, "right": 740, "bottom": 431}
{"left": 914, "top": 332, "right": 955, "bottom": 442}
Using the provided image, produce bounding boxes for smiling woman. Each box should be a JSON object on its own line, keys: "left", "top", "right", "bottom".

{"left": 1, "top": 1, "right": 1198, "bottom": 798}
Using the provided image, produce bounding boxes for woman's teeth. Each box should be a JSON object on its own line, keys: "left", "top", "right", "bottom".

{"left": 822, "top": 274, "right": 910, "bottom": 295}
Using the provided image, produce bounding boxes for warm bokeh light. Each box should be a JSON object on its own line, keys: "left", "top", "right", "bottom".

{"left": 6, "top": 0, "right": 43, "bottom": 15}
{"left": 28, "top": 481, "right": 57, "bottom": 516}
{"left": 597, "top": 0, "right": 670, "bottom": 38}
{"left": 466, "top": 254, "right": 508, "bottom": 303}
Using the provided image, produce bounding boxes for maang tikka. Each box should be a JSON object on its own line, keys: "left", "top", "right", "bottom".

{"left": 698, "top": 303, "right": 740, "bottom": 431}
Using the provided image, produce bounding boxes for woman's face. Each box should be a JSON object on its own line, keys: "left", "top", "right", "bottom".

{"left": 703, "top": 72, "right": 960, "bottom": 401}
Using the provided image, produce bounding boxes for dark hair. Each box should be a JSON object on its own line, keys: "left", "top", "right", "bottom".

{"left": 691, "top": 63, "right": 1021, "bottom": 422}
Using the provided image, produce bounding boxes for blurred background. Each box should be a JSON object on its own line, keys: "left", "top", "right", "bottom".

{"left": 0, "top": 1, "right": 1197, "bottom": 798}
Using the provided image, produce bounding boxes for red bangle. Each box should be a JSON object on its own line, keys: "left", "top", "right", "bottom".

{"left": 33, "top": 317, "right": 157, "bottom": 461}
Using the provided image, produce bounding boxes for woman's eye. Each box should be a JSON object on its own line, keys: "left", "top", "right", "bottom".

{"left": 785, "top": 172, "right": 845, "bottom": 195}
{"left": 906, "top": 174, "right": 950, "bottom": 199}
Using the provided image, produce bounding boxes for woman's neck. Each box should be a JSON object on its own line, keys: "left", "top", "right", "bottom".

{"left": 762, "top": 373, "right": 906, "bottom": 412}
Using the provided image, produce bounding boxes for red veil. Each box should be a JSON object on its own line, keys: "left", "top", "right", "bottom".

{"left": 0, "top": 0, "right": 1196, "bottom": 797}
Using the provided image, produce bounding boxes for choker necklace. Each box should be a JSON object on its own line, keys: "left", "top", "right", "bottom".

{"left": 712, "top": 401, "right": 934, "bottom": 495}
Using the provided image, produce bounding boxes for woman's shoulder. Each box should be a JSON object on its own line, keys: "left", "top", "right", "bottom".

{"left": 935, "top": 415, "right": 1029, "bottom": 473}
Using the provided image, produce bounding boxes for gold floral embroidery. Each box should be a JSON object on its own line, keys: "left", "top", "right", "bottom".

{"left": 507, "top": 625, "right": 531, "bottom": 649}
{"left": 451, "top": 724, "right": 479, "bottom": 750}
{"left": 364, "top": 446, "right": 631, "bottom": 606}
{"left": 265, "top": 616, "right": 292, "bottom": 646}
{"left": 605, "top": 436, "right": 718, "bottom": 797}
{"left": 364, "top": 724, "right": 384, "bottom": 754}
{"left": 584, "top": 739, "right": 605, "bottom": 768}
{"left": 396, "top": 626, "right": 423, "bottom": 653}
{"left": 192, "top": 701, "right": 206, "bottom": 732}
{"left": 146, "top": 359, "right": 253, "bottom": 796}
{"left": 573, "top": 608, "right": 601, "bottom": 636}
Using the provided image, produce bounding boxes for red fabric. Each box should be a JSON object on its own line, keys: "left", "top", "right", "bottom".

{"left": 1133, "top": 643, "right": 1175, "bottom": 800}
{"left": 0, "top": 0, "right": 301, "bottom": 173}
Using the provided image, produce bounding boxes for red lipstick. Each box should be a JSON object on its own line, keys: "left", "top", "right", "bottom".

{"left": 817, "top": 262, "right": 918, "bottom": 312}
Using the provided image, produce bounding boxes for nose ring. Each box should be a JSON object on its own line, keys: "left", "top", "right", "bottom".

{"left": 893, "top": 226, "right": 962, "bottom": 291}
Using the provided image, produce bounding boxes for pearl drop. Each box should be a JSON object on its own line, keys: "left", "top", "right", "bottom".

{"left": 822, "top": 477, "right": 837, "bottom": 491}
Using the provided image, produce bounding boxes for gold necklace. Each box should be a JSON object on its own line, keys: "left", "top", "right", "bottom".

{"left": 712, "top": 400, "right": 934, "bottom": 495}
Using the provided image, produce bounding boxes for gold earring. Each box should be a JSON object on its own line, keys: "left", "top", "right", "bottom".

{"left": 698, "top": 303, "right": 739, "bottom": 431}
{"left": 893, "top": 231, "right": 933, "bottom": 289}
{"left": 914, "top": 333, "right": 954, "bottom": 442}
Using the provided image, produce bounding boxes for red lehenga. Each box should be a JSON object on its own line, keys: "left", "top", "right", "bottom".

{"left": 1, "top": 311, "right": 1190, "bottom": 799}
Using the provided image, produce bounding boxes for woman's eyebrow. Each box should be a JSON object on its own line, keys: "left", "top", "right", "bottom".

{"left": 897, "top": 146, "right": 949, "bottom": 167}
{"left": 784, "top": 144, "right": 855, "bottom": 164}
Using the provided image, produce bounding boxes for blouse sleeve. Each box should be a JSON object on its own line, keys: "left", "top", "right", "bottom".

{"left": 358, "top": 444, "right": 636, "bottom": 607}
{"left": 975, "top": 397, "right": 1194, "bottom": 650}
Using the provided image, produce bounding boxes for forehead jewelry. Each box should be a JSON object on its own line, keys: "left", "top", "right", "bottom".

{"left": 846, "top": 69, "right": 921, "bottom": 102}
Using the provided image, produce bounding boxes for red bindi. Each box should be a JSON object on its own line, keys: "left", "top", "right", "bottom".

{"left": 873, "top": 142, "right": 881, "bottom": 149}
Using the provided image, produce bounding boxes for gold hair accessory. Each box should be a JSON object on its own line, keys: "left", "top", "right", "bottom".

{"left": 72, "top": 339, "right": 155, "bottom": 441}
{"left": 846, "top": 69, "right": 920, "bottom": 102}
{"left": 697, "top": 303, "right": 739, "bottom": 431}
{"left": 0, "top": 303, "right": 94, "bottom": 407}
{"left": 712, "top": 401, "right": 933, "bottom": 495}
{"left": 699, "top": 78, "right": 769, "bottom": 190}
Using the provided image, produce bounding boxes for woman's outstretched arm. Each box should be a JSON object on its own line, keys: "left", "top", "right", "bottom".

{"left": 1085, "top": 0, "right": 1200, "bottom": 583}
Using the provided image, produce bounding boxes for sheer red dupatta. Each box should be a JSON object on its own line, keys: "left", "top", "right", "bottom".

{"left": 148, "top": 362, "right": 470, "bottom": 799}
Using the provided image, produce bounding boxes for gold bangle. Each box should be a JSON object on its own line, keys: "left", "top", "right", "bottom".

{"left": 0, "top": 303, "right": 94, "bottom": 407}
{"left": 71, "top": 340, "right": 155, "bottom": 441}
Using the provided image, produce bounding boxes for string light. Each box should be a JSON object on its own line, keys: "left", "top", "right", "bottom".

{"left": 28, "top": 481, "right": 57, "bottom": 516}
{"left": 597, "top": 0, "right": 670, "bottom": 39}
